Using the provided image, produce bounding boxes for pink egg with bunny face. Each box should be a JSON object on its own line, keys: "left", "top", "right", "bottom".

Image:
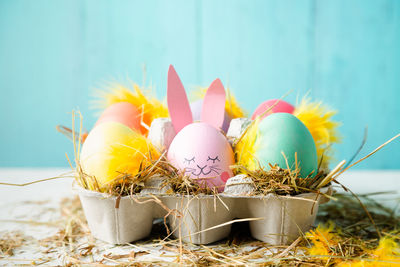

{"left": 166, "top": 65, "right": 234, "bottom": 191}
{"left": 168, "top": 122, "right": 234, "bottom": 190}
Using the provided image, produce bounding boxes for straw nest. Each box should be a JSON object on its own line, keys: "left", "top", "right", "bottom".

{"left": 58, "top": 110, "right": 399, "bottom": 200}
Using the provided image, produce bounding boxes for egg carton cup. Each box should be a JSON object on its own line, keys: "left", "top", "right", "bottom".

{"left": 74, "top": 184, "right": 331, "bottom": 245}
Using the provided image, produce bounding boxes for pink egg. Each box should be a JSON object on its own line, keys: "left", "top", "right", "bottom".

{"left": 95, "top": 102, "right": 141, "bottom": 132}
{"left": 251, "top": 99, "right": 295, "bottom": 120}
{"left": 167, "top": 122, "right": 234, "bottom": 192}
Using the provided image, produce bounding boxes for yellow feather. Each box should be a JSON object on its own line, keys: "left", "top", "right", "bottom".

{"left": 93, "top": 83, "right": 168, "bottom": 135}
{"left": 234, "top": 119, "right": 260, "bottom": 171}
{"left": 293, "top": 98, "right": 341, "bottom": 167}
{"left": 337, "top": 237, "right": 400, "bottom": 266}
{"left": 305, "top": 221, "right": 340, "bottom": 257}
{"left": 80, "top": 122, "right": 160, "bottom": 191}
{"left": 106, "top": 128, "right": 160, "bottom": 183}
{"left": 306, "top": 222, "right": 400, "bottom": 266}
{"left": 191, "top": 86, "right": 247, "bottom": 119}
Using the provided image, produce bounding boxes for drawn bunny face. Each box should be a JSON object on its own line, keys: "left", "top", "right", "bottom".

{"left": 166, "top": 65, "right": 234, "bottom": 191}
{"left": 168, "top": 122, "right": 234, "bottom": 189}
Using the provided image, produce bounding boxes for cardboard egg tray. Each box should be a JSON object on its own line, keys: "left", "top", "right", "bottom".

{"left": 74, "top": 185, "right": 331, "bottom": 245}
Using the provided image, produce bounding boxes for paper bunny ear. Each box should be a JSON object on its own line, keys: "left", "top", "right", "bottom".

{"left": 167, "top": 65, "right": 193, "bottom": 133}
{"left": 201, "top": 78, "right": 226, "bottom": 129}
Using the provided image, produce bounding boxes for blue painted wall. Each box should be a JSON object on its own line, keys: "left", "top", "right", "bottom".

{"left": 0, "top": 0, "right": 399, "bottom": 169}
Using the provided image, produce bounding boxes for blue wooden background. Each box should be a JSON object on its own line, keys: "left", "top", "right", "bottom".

{"left": 0, "top": 0, "right": 399, "bottom": 169}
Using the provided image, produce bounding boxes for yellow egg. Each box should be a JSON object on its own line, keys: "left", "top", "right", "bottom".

{"left": 80, "top": 121, "right": 159, "bottom": 189}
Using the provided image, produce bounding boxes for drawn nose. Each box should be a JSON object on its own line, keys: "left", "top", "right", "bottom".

{"left": 197, "top": 164, "right": 206, "bottom": 170}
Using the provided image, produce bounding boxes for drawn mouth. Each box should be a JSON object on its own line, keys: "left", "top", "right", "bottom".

{"left": 192, "top": 168, "right": 213, "bottom": 176}
{"left": 185, "top": 166, "right": 221, "bottom": 177}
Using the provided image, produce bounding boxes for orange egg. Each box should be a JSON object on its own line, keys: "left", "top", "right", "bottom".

{"left": 95, "top": 102, "right": 142, "bottom": 132}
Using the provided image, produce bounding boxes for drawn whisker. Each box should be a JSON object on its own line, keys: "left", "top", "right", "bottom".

{"left": 210, "top": 164, "right": 221, "bottom": 168}
{"left": 210, "top": 166, "right": 221, "bottom": 171}
{"left": 211, "top": 169, "right": 220, "bottom": 175}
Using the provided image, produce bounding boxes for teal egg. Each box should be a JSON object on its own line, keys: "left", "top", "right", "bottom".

{"left": 254, "top": 113, "right": 318, "bottom": 178}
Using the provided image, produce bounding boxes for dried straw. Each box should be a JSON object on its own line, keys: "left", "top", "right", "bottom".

{"left": 0, "top": 232, "right": 26, "bottom": 257}
{"left": 3, "top": 190, "right": 399, "bottom": 265}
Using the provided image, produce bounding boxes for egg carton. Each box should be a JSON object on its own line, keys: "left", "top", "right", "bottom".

{"left": 74, "top": 182, "right": 331, "bottom": 245}
{"left": 76, "top": 116, "right": 331, "bottom": 245}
